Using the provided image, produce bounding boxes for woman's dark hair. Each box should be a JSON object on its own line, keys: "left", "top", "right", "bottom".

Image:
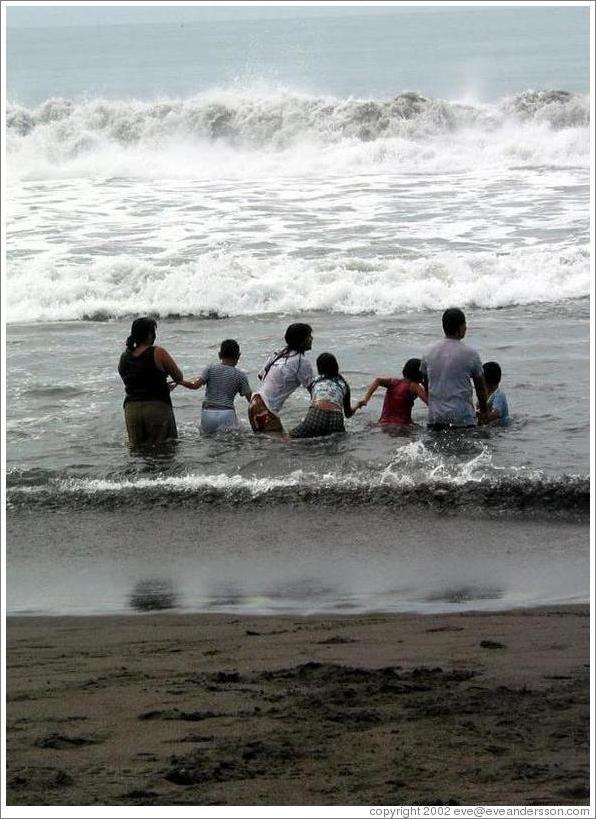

{"left": 284, "top": 323, "right": 312, "bottom": 353}
{"left": 317, "top": 353, "right": 339, "bottom": 378}
{"left": 483, "top": 361, "right": 502, "bottom": 386}
{"left": 260, "top": 323, "right": 313, "bottom": 381}
{"left": 126, "top": 317, "right": 157, "bottom": 351}
{"left": 220, "top": 339, "right": 240, "bottom": 359}
{"left": 442, "top": 307, "right": 466, "bottom": 336}
{"left": 402, "top": 357, "right": 423, "bottom": 382}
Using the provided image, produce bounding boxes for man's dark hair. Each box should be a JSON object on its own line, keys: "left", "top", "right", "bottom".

{"left": 483, "top": 361, "right": 502, "bottom": 386}
{"left": 442, "top": 308, "right": 466, "bottom": 336}
{"left": 284, "top": 323, "right": 312, "bottom": 353}
{"left": 126, "top": 316, "right": 157, "bottom": 351}
{"left": 220, "top": 339, "right": 240, "bottom": 359}
{"left": 402, "top": 357, "right": 422, "bottom": 382}
{"left": 316, "top": 352, "right": 339, "bottom": 378}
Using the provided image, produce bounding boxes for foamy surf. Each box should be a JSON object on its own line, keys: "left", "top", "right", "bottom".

{"left": 6, "top": 89, "right": 589, "bottom": 180}
{"left": 7, "top": 468, "right": 589, "bottom": 519}
{"left": 6, "top": 245, "right": 590, "bottom": 323}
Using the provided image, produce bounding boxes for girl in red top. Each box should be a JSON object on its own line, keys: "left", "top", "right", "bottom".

{"left": 359, "top": 358, "right": 428, "bottom": 424}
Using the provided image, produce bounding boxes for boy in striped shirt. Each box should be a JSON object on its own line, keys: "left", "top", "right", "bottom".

{"left": 182, "top": 339, "right": 252, "bottom": 433}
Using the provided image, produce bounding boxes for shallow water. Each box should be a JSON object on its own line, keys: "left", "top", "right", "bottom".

{"left": 6, "top": 306, "right": 590, "bottom": 616}
{"left": 7, "top": 506, "right": 588, "bottom": 616}
{"left": 6, "top": 305, "right": 590, "bottom": 487}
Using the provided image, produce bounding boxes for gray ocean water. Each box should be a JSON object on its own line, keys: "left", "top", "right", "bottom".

{"left": 5, "top": 6, "right": 591, "bottom": 615}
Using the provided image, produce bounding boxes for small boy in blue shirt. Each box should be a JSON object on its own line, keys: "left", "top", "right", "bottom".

{"left": 481, "top": 361, "right": 509, "bottom": 425}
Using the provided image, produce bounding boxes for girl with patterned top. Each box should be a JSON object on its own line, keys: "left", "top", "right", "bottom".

{"left": 289, "top": 353, "right": 360, "bottom": 438}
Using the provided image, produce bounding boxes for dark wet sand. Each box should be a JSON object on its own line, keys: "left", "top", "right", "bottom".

{"left": 6, "top": 606, "right": 590, "bottom": 806}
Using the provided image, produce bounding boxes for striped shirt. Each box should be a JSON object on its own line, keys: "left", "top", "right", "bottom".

{"left": 201, "top": 363, "right": 251, "bottom": 410}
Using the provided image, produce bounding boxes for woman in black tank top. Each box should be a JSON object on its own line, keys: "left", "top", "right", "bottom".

{"left": 118, "top": 317, "right": 186, "bottom": 447}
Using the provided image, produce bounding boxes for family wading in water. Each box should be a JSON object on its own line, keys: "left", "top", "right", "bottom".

{"left": 118, "top": 308, "right": 509, "bottom": 448}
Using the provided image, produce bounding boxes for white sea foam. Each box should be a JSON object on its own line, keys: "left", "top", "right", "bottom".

{"left": 7, "top": 471, "right": 377, "bottom": 496}
{"left": 7, "top": 447, "right": 536, "bottom": 497}
{"left": 6, "top": 89, "right": 590, "bottom": 179}
{"left": 380, "top": 439, "right": 496, "bottom": 484}
{"left": 6, "top": 88, "right": 589, "bottom": 323}
{"left": 6, "top": 245, "right": 590, "bottom": 323}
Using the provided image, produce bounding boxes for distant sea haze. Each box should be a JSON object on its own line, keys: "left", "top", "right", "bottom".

{"left": 6, "top": 6, "right": 589, "bottom": 103}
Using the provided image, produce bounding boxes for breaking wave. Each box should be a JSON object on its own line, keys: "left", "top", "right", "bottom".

{"left": 6, "top": 246, "right": 590, "bottom": 323}
{"left": 6, "top": 88, "right": 589, "bottom": 178}
{"left": 7, "top": 469, "right": 589, "bottom": 519}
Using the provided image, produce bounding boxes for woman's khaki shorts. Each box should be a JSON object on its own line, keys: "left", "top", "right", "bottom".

{"left": 124, "top": 401, "right": 178, "bottom": 447}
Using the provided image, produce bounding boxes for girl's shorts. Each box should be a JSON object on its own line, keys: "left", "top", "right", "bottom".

{"left": 289, "top": 407, "right": 345, "bottom": 438}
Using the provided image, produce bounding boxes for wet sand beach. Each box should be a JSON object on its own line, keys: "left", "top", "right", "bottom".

{"left": 6, "top": 606, "right": 590, "bottom": 806}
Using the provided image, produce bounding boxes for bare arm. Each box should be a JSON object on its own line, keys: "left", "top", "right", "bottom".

{"left": 343, "top": 384, "right": 357, "bottom": 418}
{"left": 359, "top": 377, "right": 393, "bottom": 406}
{"left": 480, "top": 407, "right": 501, "bottom": 424}
{"left": 154, "top": 346, "right": 183, "bottom": 383}
{"left": 480, "top": 392, "right": 501, "bottom": 424}
{"left": 410, "top": 382, "right": 428, "bottom": 404}
{"left": 240, "top": 377, "right": 252, "bottom": 403}
{"left": 473, "top": 374, "right": 489, "bottom": 418}
{"left": 178, "top": 376, "right": 206, "bottom": 391}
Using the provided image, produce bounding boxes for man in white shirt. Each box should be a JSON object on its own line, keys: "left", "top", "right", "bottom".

{"left": 420, "top": 308, "right": 488, "bottom": 429}
{"left": 249, "top": 323, "right": 314, "bottom": 433}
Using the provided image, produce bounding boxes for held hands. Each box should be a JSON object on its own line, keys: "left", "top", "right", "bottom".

{"left": 166, "top": 379, "right": 200, "bottom": 392}
{"left": 176, "top": 378, "right": 203, "bottom": 390}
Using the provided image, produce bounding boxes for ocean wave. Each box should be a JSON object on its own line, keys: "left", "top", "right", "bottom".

{"left": 6, "top": 89, "right": 589, "bottom": 178}
{"left": 6, "top": 469, "right": 589, "bottom": 519}
{"left": 6, "top": 246, "right": 590, "bottom": 323}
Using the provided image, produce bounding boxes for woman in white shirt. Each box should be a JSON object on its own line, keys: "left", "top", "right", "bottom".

{"left": 249, "top": 323, "right": 314, "bottom": 434}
